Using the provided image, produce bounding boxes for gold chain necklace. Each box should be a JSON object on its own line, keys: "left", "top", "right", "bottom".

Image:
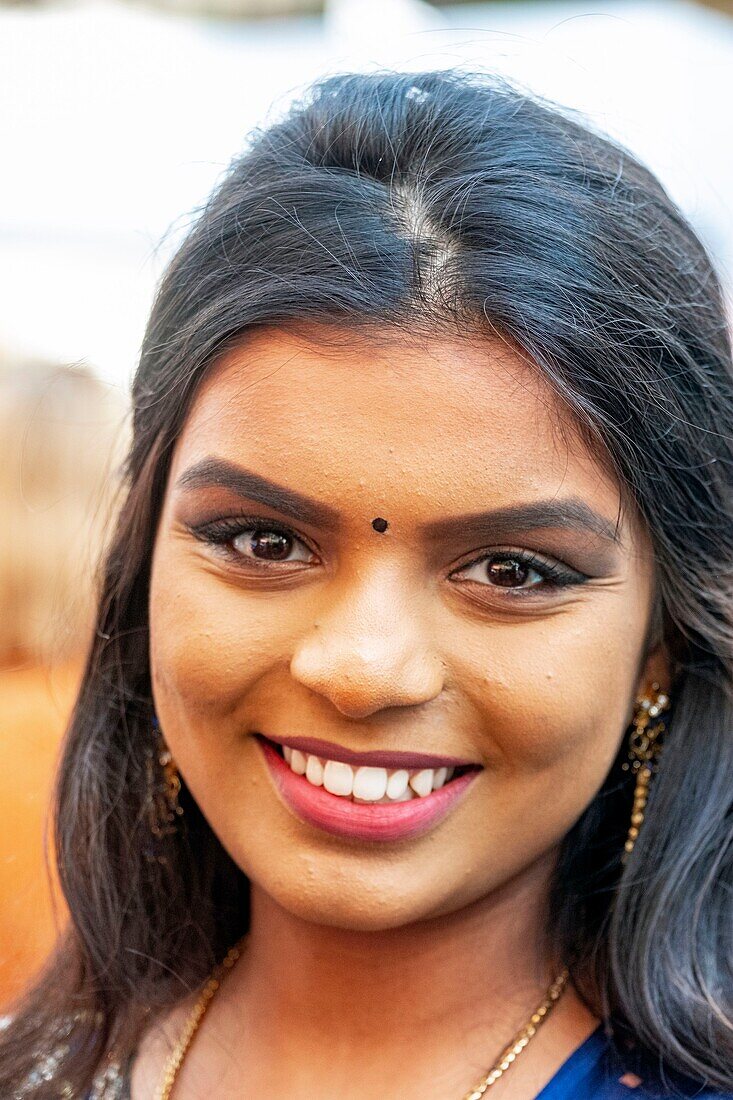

{"left": 153, "top": 937, "right": 569, "bottom": 1100}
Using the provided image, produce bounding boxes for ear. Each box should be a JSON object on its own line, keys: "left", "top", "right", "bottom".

{"left": 633, "top": 583, "right": 676, "bottom": 703}
{"left": 635, "top": 640, "right": 673, "bottom": 701}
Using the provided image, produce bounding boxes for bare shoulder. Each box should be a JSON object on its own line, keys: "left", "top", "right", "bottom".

{"left": 128, "top": 995, "right": 198, "bottom": 1100}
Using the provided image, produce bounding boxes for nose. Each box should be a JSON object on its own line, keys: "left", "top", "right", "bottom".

{"left": 289, "top": 563, "right": 445, "bottom": 720}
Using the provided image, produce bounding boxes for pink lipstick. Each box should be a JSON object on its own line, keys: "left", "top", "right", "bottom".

{"left": 263, "top": 733, "right": 475, "bottom": 770}
{"left": 256, "top": 735, "right": 481, "bottom": 843}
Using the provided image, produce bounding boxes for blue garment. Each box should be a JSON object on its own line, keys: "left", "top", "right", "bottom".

{"left": 537, "top": 1023, "right": 731, "bottom": 1099}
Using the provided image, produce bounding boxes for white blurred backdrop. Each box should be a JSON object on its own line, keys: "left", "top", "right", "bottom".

{"left": 1, "top": 0, "right": 731, "bottom": 388}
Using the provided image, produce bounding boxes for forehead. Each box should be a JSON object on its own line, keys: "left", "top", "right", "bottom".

{"left": 172, "top": 324, "right": 621, "bottom": 522}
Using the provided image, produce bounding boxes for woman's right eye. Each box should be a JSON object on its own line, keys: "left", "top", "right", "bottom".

{"left": 231, "top": 528, "right": 314, "bottom": 564}
{"left": 188, "top": 518, "right": 317, "bottom": 568}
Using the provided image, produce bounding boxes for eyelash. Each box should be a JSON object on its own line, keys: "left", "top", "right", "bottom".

{"left": 189, "top": 516, "right": 317, "bottom": 566}
{"left": 450, "top": 550, "right": 585, "bottom": 593}
{"left": 187, "top": 517, "right": 588, "bottom": 593}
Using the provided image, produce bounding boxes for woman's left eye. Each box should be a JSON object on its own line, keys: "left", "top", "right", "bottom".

{"left": 452, "top": 552, "right": 583, "bottom": 591}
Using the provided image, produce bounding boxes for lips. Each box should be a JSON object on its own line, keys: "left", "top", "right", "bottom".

{"left": 255, "top": 734, "right": 482, "bottom": 843}
{"left": 260, "top": 732, "right": 477, "bottom": 770}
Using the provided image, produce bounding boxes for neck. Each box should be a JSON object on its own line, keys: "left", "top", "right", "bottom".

{"left": 232, "top": 849, "right": 562, "bottom": 1049}
{"left": 133, "top": 847, "right": 601, "bottom": 1099}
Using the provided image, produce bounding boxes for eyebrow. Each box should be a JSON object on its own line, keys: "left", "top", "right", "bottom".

{"left": 175, "top": 457, "right": 622, "bottom": 544}
{"left": 418, "top": 498, "right": 623, "bottom": 545}
{"left": 176, "top": 457, "right": 341, "bottom": 529}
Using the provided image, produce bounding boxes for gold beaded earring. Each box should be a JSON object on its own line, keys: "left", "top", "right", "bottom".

{"left": 145, "top": 718, "right": 184, "bottom": 842}
{"left": 621, "top": 683, "right": 670, "bottom": 863}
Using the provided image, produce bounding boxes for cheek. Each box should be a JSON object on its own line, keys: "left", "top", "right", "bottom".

{"left": 450, "top": 600, "right": 647, "bottom": 780}
{"left": 148, "top": 543, "right": 297, "bottom": 721}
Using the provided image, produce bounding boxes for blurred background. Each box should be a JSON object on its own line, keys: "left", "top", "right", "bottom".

{"left": 1, "top": 0, "right": 731, "bottom": 1010}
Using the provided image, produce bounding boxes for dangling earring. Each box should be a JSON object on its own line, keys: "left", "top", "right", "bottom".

{"left": 145, "top": 717, "right": 184, "bottom": 842}
{"left": 621, "top": 683, "right": 670, "bottom": 863}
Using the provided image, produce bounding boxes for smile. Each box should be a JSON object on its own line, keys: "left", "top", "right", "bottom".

{"left": 255, "top": 734, "right": 482, "bottom": 842}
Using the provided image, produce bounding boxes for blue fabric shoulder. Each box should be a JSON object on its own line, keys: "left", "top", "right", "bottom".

{"left": 536, "top": 1024, "right": 733, "bottom": 1100}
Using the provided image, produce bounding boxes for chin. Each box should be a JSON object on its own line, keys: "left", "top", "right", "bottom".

{"left": 257, "top": 872, "right": 444, "bottom": 933}
{"left": 257, "top": 857, "right": 491, "bottom": 932}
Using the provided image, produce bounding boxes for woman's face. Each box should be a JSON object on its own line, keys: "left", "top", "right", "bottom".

{"left": 149, "top": 325, "right": 666, "bottom": 931}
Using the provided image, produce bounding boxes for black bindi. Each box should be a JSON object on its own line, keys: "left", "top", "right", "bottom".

{"left": 371, "top": 517, "right": 389, "bottom": 533}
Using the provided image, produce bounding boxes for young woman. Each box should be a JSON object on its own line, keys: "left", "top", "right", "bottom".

{"left": 2, "top": 70, "right": 731, "bottom": 1099}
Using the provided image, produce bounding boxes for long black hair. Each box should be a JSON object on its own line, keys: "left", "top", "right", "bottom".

{"left": 2, "top": 70, "right": 732, "bottom": 1097}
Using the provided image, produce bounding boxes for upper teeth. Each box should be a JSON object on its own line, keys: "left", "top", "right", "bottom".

{"left": 283, "top": 746, "right": 454, "bottom": 802}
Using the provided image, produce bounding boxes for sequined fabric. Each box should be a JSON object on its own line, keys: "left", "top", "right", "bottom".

{"left": 86, "top": 1056, "right": 132, "bottom": 1100}
{"left": 1, "top": 1013, "right": 133, "bottom": 1099}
